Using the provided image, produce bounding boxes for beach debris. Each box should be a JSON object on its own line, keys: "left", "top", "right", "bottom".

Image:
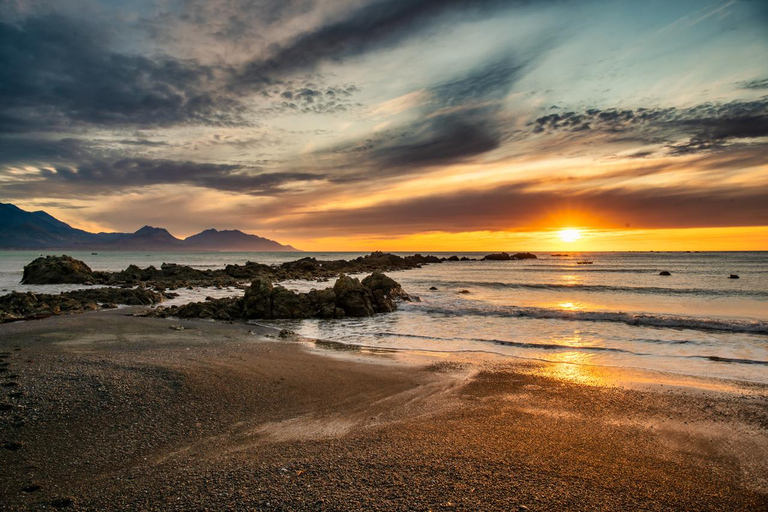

{"left": 278, "top": 329, "right": 295, "bottom": 339}
{"left": 50, "top": 497, "right": 75, "bottom": 509}
{"left": 170, "top": 325, "right": 185, "bottom": 331}
{"left": 3, "top": 440, "right": 23, "bottom": 451}
{"left": 729, "top": 274, "right": 739, "bottom": 279}
{"left": 659, "top": 271, "right": 671, "bottom": 276}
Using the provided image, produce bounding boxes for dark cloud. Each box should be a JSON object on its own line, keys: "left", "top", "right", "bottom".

{"left": 739, "top": 78, "right": 768, "bottom": 90}
{"left": 272, "top": 182, "right": 768, "bottom": 235}
{"left": 234, "top": 0, "right": 558, "bottom": 86}
{"left": 319, "top": 56, "right": 535, "bottom": 179}
{"left": 261, "top": 82, "right": 361, "bottom": 114}
{"left": 0, "top": 15, "right": 245, "bottom": 132}
{"left": 531, "top": 97, "right": 768, "bottom": 155}
{"left": 0, "top": 155, "right": 322, "bottom": 199}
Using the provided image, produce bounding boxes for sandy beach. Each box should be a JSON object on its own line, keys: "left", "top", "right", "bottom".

{"left": 1, "top": 308, "right": 767, "bottom": 511}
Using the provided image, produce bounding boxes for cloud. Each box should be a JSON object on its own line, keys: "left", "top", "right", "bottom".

{"left": 0, "top": 154, "right": 323, "bottom": 199}
{"left": 738, "top": 77, "right": 768, "bottom": 90}
{"left": 0, "top": 15, "right": 245, "bottom": 132}
{"left": 269, "top": 181, "right": 768, "bottom": 235}
{"left": 260, "top": 82, "right": 361, "bottom": 115}
{"left": 313, "top": 55, "right": 537, "bottom": 180}
{"left": 233, "top": 0, "right": 559, "bottom": 86}
{"left": 531, "top": 97, "right": 768, "bottom": 155}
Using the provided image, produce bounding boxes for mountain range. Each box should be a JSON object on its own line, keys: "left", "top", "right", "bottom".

{"left": 0, "top": 203, "right": 299, "bottom": 252}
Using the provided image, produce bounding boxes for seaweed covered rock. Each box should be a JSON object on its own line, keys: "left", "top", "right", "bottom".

{"left": 21, "top": 255, "right": 95, "bottom": 284}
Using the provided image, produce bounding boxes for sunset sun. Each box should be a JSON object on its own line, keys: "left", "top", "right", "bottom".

{"left": 559, "top": 229, "right": 582, "bottom": 243}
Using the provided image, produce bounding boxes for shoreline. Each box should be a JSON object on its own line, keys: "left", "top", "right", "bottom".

{"left": 2, "top": 309, "right": 767, "bottom": 510}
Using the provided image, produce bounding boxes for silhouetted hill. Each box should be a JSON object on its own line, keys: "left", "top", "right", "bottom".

{"left": 184, "top": 229, "right": 298, "bottom": 251}
{"left": 0, "top": 203, "right": 299, "bottom": 251}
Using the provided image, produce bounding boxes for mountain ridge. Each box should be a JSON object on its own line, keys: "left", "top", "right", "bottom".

{"left": 0, "top": 203, "right": 299, "bottom": 252}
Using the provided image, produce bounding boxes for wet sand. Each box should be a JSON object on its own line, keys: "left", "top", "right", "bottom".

{"left": 1, "top": 309, "right": 767, "bottom": 510}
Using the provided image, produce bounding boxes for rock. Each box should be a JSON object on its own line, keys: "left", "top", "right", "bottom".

{"left": 333, "top": 274, "right": 375, "bottom": 317}
{"left": 307, "top": 288, "right": 341, "bottom": 319}
{"left": 21, "top": 255, "right": 95, "bottom": 284}
{"left": 243, "top": 277, "right": 274, "bottom": 319}
{"left": 482, "top": 252, "right": 511, "bottom": 261}
{"left": 429, "top": 286, "right": 438, "bottom": 291}
{"left": 458, "top": 289, "right": 471, "bottom": 294}
{"left": 447, "top": 255, "right": 460, "bottom": 262}
{"left": 511, "top": 252, "right": 537, "bottom": 259}
{"left": 659, "top": 271, "right": 671, "bottom": 276}
{"left": 729, "top": 274, "right": 739, "bottom": 279}
{"left": 362, "top": 270, "right": 409, "bottom": 313}
{"left": 272, "top": 285, "right": 312, "bottom": 319}
{"left": 0, "top": 288, "right": 163, "bottom": 323}
{"left": 100, "top": 303, "right": 118, "bottom": 309}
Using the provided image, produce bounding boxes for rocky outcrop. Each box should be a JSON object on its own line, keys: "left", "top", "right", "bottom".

{"left": 21, "top": 255, "right": 95, "bottom": 284}
{"left": 333, "top": 275, "right": 375, "bottom": 317}
{"left": 152, "top": 272, "right": 408, "bottom": 321}
{"left": 482, "top": 252, "right": 537, "bottom": 261}
{"left": 19, "top": 252, "right": 449, "bottom": 289}
{"left": 0, "top": 288, "right": 165, "bottom": 323}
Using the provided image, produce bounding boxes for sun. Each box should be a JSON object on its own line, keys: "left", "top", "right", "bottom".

{"left": 559, "top": 228, "right": 582, "bottom": 243}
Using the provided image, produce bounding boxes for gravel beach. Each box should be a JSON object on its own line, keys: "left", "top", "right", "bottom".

{"left": 1, "top": 309, "right": 767, "bottom": 510}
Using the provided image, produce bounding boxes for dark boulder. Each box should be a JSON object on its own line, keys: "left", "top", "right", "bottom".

{"left": 243, "top": 277, "right": 274, "bottom": 319}
{"left": 272, "top": 285, "right": 312, "bottom": 319}
{"left": 334, "top": 274, "right": 375, "bottom": 317}
{"left": 308, "top": 288, "right": 343, "bottom": 319}
{"left": 21, "top": 255, "right": 95, "bottom": 284}
{"left": 511, "top": 252, "right": 537, "bottom": 260}
{"left": 729, "top": 274, "right": 739, "bottom": 279}
{"left": 659, "top": 271, "right": 671, "bottom": 276}
{"left": 482, "top": 252, "right": 511, "bottom": 261}
{"left": 362, "top": 270, "right": 408, "bottom": 313}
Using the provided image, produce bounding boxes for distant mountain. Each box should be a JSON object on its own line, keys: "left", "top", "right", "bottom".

{"left": 0, "top": 202, "right": 299, "bottom": 252}
{"left": 184, "top": 229, "right": 298, "bottom": 252}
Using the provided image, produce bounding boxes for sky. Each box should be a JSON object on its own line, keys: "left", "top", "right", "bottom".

{"left": 0, "top": 0, "right": 766, "bottom": 251}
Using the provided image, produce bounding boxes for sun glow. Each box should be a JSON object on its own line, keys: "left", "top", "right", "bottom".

{"left": 559, "top": 229, "right": 582, "bottom": 243}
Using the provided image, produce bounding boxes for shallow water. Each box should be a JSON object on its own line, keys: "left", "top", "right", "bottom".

{"left": 1, "top": 250, "right": 766, "bottom": 383}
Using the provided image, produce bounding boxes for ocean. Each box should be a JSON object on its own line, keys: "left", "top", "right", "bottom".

{"left": 1, "top": 250, "right": 766, "bottom": 384}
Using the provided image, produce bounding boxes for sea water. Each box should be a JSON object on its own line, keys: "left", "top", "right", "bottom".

{"left": 1, "top": 251, "right": 766, "bottom": 383}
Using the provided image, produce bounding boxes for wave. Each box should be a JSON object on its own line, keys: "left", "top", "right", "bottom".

{"left": 421, "top": 280, "right": 768, "bottom": 298}
{"left": 366, "top": 331, "right": 768, "bottom": 366}
{"left": 410, "top": 303, "right": 768, "bottom": 335}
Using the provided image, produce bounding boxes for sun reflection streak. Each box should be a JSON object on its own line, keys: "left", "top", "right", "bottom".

{"left": 545, "top": 351, "right": 606, "bottom": 386}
